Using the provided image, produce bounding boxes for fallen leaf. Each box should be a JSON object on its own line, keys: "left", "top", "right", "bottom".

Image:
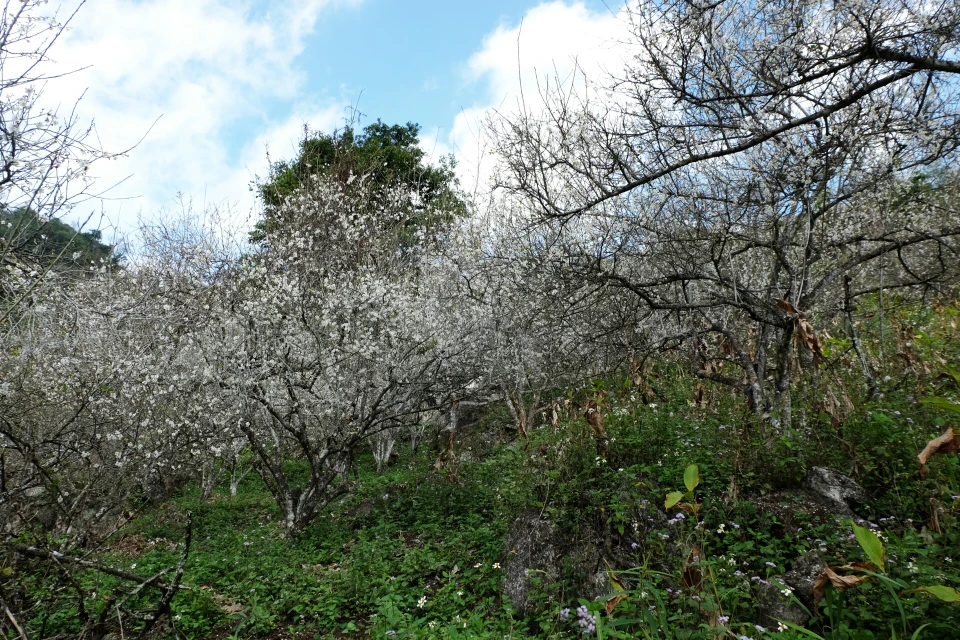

{"left": 813, "top": 566, "right": 870, "bottom": 608}
{"left": 917, "top": 427, "right": 960, "bottom": 472}
{"left": 605, "top": 594, "right": 628, "bottom": 615}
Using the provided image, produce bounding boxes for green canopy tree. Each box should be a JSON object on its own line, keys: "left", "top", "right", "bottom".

{"left": 252, "top": 120, "right": 466, "bottom": 250}
{"left": 0, "top": 208, "right": 119, "bottom": 312}
{"left": 0, "top": 208, "right": 118, "bottom": 272}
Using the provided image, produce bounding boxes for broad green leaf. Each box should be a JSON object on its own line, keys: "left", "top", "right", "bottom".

{"left": 683, "top": 464, "right": 700, "bottom": 492}
{"left": 902, "top": 585, "right": 960, "bottom": 602}
{"left": 919, "top": 396, "right": 960, "bottom": 414}
{"left": 665, "top": 491, "right": 684, "bottom": 509}
{"left": 853, "top": 522, "right": 885, "bottom": 572}
{"left": 942, "top": 365, "right": 960, "bottom": 387}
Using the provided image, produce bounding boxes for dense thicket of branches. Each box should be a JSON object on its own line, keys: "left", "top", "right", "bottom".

{"left": 488, "top": 0, "right": 960, "bottom": 422}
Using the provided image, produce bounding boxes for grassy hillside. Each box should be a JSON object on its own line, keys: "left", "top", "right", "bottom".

{"left": 9, "top": 298, "right": 960, "bottom": 639}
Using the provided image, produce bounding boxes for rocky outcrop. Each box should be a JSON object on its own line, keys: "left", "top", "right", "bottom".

{"left": 803, "top": 467, "right": 867, "bottom": 515}
{"left": 757, "top": 550, "right": 826, "bottom": 627}
{"left": 501, "top": 499, "right": 666, "bottom": 614}
{"left": 754, "top": 467, "right": 867, "bottom": 526}
{"left": 501, "top": 510, "right": 560, "bottom": 614}
{"left": 783, "top": 550, "right": 827, "bottom": 606}
{"left": 757, "top": 578, "right": 810, "bottom": 627}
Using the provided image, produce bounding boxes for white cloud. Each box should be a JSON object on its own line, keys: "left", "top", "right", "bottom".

{"left": 418, "top": 125, "right": 454, "bottom": 165}
{"left": 447, "top": 1, "right": 633, "bottom": 198}
{"left": 38, "top": 0, "right": 361, "bottom": 234}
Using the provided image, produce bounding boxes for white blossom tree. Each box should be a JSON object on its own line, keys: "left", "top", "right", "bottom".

{"left": 192, "top": 176, "right": 474, "bottom": 533}
{"left": 0, "top": 0, "right": 126, "bottom": 332}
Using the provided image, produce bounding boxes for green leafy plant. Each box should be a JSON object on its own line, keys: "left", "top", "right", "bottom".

{"left": 665, "top": 463, "right": 701, "bottom": 516}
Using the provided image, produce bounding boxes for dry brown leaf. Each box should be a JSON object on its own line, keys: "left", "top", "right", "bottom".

{"left": 583, "top": 400, "right": 605, "bottom": 437}
{"left": 775, "top": 298, "right": 799, "bottom": 315}
{"left": 917, "top": 427, "right": 960, "bottom": 472}
{"left": 795, "top": 317, "right": 823, "bottom": 357}
{"left": 813, "top": 566, "right": 870, "bottom": 608}
{"left": 693, "top": 383, "right": 707, "bottom": 408}
{"left": 605, "top": 594, "right": 628, "bottom": 615}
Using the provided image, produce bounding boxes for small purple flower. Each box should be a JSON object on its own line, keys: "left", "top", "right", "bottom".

{"left": 576, "top": 605, "right": 597, "bottom": 634}
{"left": 755, "top": 624, "right": 766, "bottom": 632}
{"left": 732, "top": 523, "right": 740, "bottom": 529}
{"left": 385, "top": 631, "right": 396, "bottom": 638}
{"left": 243, "top": 541, "right": 252, "bottom": 547}
{"left": 631, "top": 542, "right": 639, "bottom": 549}
{"left": 906, "top": 417, "right": 914, "bottom": 424}
{"left": 894, "top": 410, "right": 901, "bottom": 415}
{"left": 718, "top": 615, "right": 730, "bottom": 624}
{"left": 765, "top": 561, "right": 776, "bottom": 567}
{"left": 560, "top": 607, "right": 571, "bottom": 620}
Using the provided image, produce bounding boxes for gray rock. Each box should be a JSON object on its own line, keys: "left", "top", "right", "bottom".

{"left": 803, "top": 467, "right": 867, "bottom": 515}
{"left": 501, "top": 493, "right": 668, "bottom": 613}
{"left": 783, "top": 550, "right": 827, "bottom": 605}
{"left": 501, "top": 509, "right": 559, "bottom": 614}
{"left": 757, "top": 577, "right": 810, "bottom": 628}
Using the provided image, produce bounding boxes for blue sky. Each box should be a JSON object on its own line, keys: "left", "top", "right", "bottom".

{"left": 46, "top": 0, "right": 628, "bottom": 234}
{"left": 295, "top": 0, "right": 613, "bottom": 133}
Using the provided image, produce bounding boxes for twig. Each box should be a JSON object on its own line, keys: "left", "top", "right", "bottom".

{"left": 7, "top": 544, "right": 190, "bottom": 591}
{"left": 3, "top": 602, "right": 29, "bottom": 640}
{"left": 138, "top": 511, "right": 193, "bottom": 639}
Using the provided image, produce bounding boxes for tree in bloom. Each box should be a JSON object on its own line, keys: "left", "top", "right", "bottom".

{"left": 197, "top": 175, "right": 474, "bottom": 533}
{"left": 488, "top": 0, "right": 960, "bottom": 425}
{"left": 0, "top": 1, "right": 127, "bottom": 334}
